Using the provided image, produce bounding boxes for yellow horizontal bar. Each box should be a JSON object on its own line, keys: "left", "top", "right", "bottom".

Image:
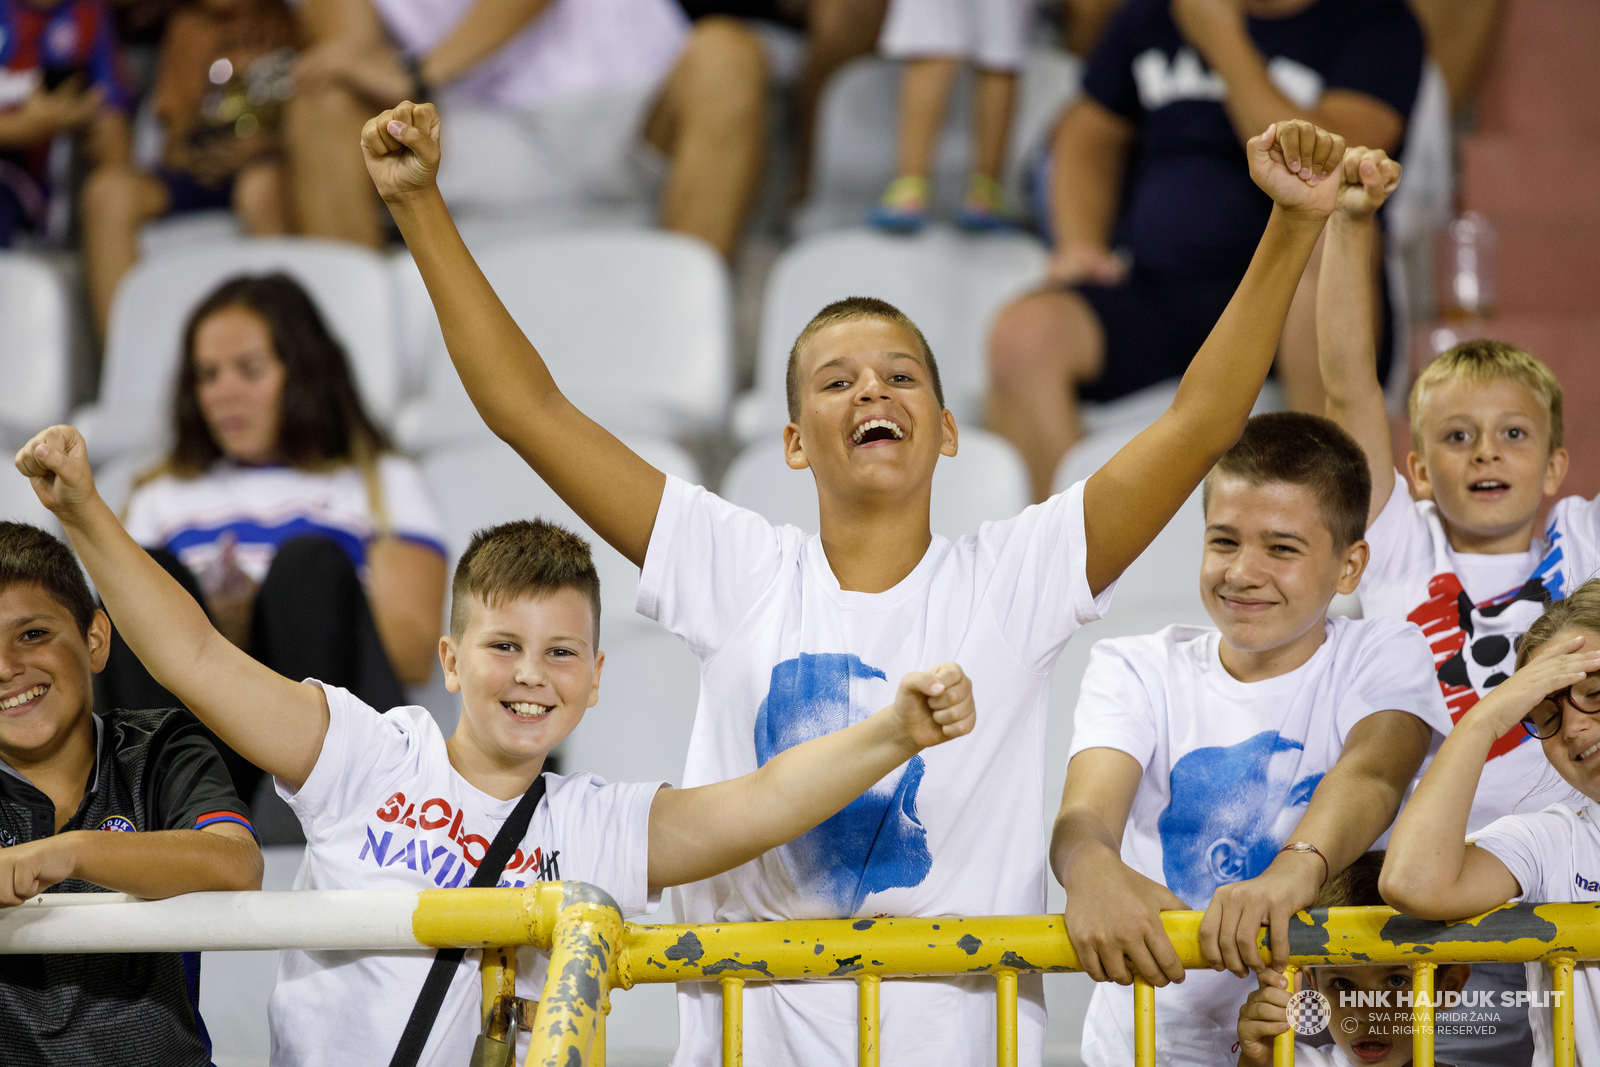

{"left": 411, "top": 884, "right": 563, "bottom": 950}
{"left": 616, "top": 903, "right": 1600, "bottom": 985}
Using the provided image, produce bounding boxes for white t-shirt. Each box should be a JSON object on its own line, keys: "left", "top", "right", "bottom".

{"left": 1067, "top": 619, "right": 1453, "bottom": 1067}
{"left": 1471, "top": 801, "right": 1600, "bottom": 1067}
{"left": 638, "top": 476, "right": 1115, "bottom": 1067}
{"left": 123, "top": 456, "right": 447, "bottom": 587}
{"left": 1360, "top": 477, "right": 1600, "bottom": 831}
{"left": 1292, "top": 1047, "right": 1360, "bottom": 1067}
{"left": 371, "top": 0, "right": 689, "bottom": 110}
{"left": 268, "top": 683, "right": 662, "bottom": 1067}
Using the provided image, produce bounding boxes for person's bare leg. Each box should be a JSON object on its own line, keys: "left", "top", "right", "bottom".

{"left": 897, "top": 57, "right": 959, "bottom": 178}
{"left": 971, "top": 68, "right": 1016, "bottom": 181}
{"left": 795, "top": 0, "right": 887, "bottom": 200}
{"left": 233, "top": 159, "right": 290, "bottom": 235}
{"left": 80, "top": 166, "right": 169, "bottom": 344}
{"left": 644, "top": 16, "right": 766, "bottom": 260}
{"left": 1276, "top": 227, "right": 1385, "bottom": 412}
{"left": 283, "top": 0, "right": 385, "bottom": 247}
{"left": 987, "top": 289, "right": 1106, "bottom": 501}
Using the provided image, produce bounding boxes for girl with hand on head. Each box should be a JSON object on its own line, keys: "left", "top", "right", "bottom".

{"left": 103, "top": 273, "right": 448, "bottom": 808}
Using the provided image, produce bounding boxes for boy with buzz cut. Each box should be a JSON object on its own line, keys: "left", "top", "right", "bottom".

{"left": 1235, "top": 851, "right": 1472, "bottom": 1067}
{"left": 359, "top": 95, "right": 1371, "bottom": 1065}
{"left": 0, "top": 521, "right": 261, "bottom": 1066}
{"left": 17, "top": 424, "right": 978, "bottom": 1067}
{"left": 1054, "top": 412, "right": 1453, "bottom": 1067}
{"left": 1317, "top": 140, "right": 1600, "bottom": 1063}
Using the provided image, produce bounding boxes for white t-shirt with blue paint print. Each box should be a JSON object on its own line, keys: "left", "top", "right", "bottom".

{"left": 122, "top": 455, "right": 448, "bottom": 586}
{"left": 269, "top": 683, "right": 662, "bottom": 1067}
{"left": 638, "top": 474, "right": 1115, "bottom": 1067}
{"left": 1359, "top": 476, "right": 1600, "bottom": 833}
{"left": 1068, "top": 618, "right": 1452, "bottom": 1067}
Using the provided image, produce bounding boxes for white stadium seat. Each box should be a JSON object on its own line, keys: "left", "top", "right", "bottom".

{"left": 721, "top": 426, "right": 1030, "bottom": 541}
{"left": 737, "top": 227, "right": 1047, "bottom": 440}
{"left": 0, "top": 253, "right": 71, "bottom": 450}
{"left": 390, "top": 232, "right": 733, "bottom": 453}
{"left": 78, "top": 238, "right": 401, "bottom": 463}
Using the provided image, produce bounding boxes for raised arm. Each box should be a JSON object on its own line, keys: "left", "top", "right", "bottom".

{"left": 16, "top": 427, "right": 330, "bottom": 790}
{"left": 1381, "top": 639, "right": 1600, "bottom": 920}
{"left": 1318, "top": 148, "right": 1404, "bottom": 526}
{"left": 645, "top": 664, "right": 975, "bottom": 890}
{"left": 0, "top": 825, "right": 262, "bottom": 907}
{"left": 361, "top": 103, "right": 665, "bottom": 566}
{"left": 1199, "top": 709, "right": 1433, "bottom": 976}
{"left": 1051, "top": 748, "right": 1190, "bottom": 987}
{"left": 1082, "top": 120, "right": 1343, "bottom": 595}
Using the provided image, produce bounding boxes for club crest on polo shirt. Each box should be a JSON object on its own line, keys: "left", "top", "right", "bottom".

{"left": 359, "top": 790, "right": 559, "bottom": 888}
{"left": 97, "top": 815, "right": 135, "bottom": 832}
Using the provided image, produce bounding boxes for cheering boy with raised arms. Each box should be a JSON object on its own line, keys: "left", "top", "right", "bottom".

{"left": 361, "top": 99, "right": 1357, "bottom": 1065}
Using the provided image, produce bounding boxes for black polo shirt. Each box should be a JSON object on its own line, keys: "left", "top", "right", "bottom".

{"left": 0, "top": 707, "right": 253, "bottom": 1067}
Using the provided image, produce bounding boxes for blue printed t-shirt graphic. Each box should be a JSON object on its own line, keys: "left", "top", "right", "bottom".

{"left": 754, "top": 653, "right": 931, "bottom": 915}
{"left": 1157, "top": 731, "right": 1323, "bottom": 906}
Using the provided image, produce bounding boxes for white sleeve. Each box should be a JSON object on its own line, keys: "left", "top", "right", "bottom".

{"left": 1065, "top": 636, "right": 1161, "bottom": 769}
{"left": 1468, "top": 808, "right": 1573, "bottom": 902}
{"left": 277, "top": 684, "right": 418, "bottom": 839}
{"left": 1547, "top": 493, "right": 1600, "bottom": 592}
{"left": 121, "top": 482, "right": 164, "bottom": 548}
{"left": 636, "top": 475, "right": 792, "bottom": 658}
{"left": 1337, "top": 619, "right": 1455, "bottom": 742}
{"left": 975, "top": 479, "right": 1116, "bottom": 672}
{"left": 545, "top": 772, "right": 664, "bottom": 919}
{"left": 1357, "top": 477, "right": 1434, "bottom": 613}
{"left": 376, "top": 456, "right": 448, "bottom": 556}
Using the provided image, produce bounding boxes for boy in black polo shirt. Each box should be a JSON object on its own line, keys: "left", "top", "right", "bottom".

{"left": 0, "top": 521, "right": 261, "bottom": 1066}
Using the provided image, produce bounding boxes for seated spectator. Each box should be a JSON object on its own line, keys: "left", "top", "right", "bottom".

{"left": 868, "top": 0, "right": 1028, "bottom": 232}
{"left": 0, "top": 521, "right": 260, "bottom": 1065}
{"left": 103, "top": 273, "right": 448, "bottom": 807}
{"left": 283, "top": 0, "right": 765, "bottom": 259}
{"left": 82, "top": 0, "right": 296, "bottom": 345}
{"left": 80, "top": 0, "right": 298, "bottom": 345}
{"left": 987, "top": 0, "right": 1422, "bottom": 502}
{"left": 0, "top": 0, "right": 133, "bottom": 248}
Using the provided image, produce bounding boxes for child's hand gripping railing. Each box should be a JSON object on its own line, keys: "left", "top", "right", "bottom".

{"left": 6, "top": 886, "right": 1597, "bottom": 1067}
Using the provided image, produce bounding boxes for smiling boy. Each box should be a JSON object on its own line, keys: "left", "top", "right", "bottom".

{"left": 1316, "top": 152, "right": 1600, "bottom": 1063}
{"left": 357, "top": 97, "right": 1364, "bottom": 1064}
{"left": 16, "top": 426, "right": 977, "bottom": 1067}
{"left": 0, "top": 521, "right": 261, "bottom": 1066}
{"left": 1052, "top": 413, "right": 1452, "bottom": 1067}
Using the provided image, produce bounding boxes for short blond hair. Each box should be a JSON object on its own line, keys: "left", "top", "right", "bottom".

{"left": 784, "top": 297, "right": 943, "bottom": 421}
{"left": 1408, "top": 340, "right": 1563, "bottom": 451}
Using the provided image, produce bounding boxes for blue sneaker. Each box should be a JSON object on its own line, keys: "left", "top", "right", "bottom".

{"left": 867, "top": 175, "right": 929, "bottom": 233}
{"left": 953, "top": 174, "right": 1014, "bottom": 232}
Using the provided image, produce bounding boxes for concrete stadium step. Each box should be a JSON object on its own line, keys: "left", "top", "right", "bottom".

{"left": 1460, "top": 137, "right": 1600, "bottom": 224}
{"left": 1408, "top": 315, "right": 1600, "bottom": 501}
{"left": 1475, "top": 0, "right": 1600, "bottom": 138}
{"left": 1477, "top": 219, "right": 1600, "bottom": 316}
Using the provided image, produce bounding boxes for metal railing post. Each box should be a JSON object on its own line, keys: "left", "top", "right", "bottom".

{"left": 995, "top": 968, "right": 1018, "bottom": 1067}
{"left": 720, "top": 975, "right": 744, "bottom": 1067}
{"left": 523, "top": 888, "right": 623, "bottom": 1067}
{"left": 857, "top": 974, "right": 880, "bottom": 1067}
{"left": 1411, "top": 960, "right": 1435, "bottom": 1067}
{"left": 1552, "top": 956, "right": 1576, "bottom": 1067}
{"left": 1133, "top": 976, "right": 1155, "bottom": 1067}
{"left": 1272, "top": 964, "right": 1297, "bottom": 1067}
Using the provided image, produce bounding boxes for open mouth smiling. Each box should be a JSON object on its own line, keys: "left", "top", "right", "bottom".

{"left": 851, "top": 418, "right": 905, "bottom": 446}
{"left": 503, "top": 700, "right": 553, "bottom": 719}
{"left": 0, "top": 684, "right": 47, "bottom": 713}
{"left": 1574, "top": 739, "right": 1600, "bottom": 763}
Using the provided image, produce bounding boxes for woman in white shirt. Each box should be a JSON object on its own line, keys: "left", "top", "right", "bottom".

{"left": 107, "top": 273, "right": 449, "bottom": 807}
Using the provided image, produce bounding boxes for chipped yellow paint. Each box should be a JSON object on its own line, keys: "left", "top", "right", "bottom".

{"left": 857, "top": 974, "right": 879, "bottom": 1067}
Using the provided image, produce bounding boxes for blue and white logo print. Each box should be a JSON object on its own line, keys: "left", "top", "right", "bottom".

{"left": 1157, "top": 731, "right": 1323, "bottom": 907}
{"left": 754, "top": 653, "right": 931, "bottom": 915}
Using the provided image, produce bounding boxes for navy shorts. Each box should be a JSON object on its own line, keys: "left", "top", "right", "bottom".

{"left": 157, "top": 167, "right": 234, "bottom": 215}
{"left": 1070, "top": 267, "right": 1395, "bottom": 404}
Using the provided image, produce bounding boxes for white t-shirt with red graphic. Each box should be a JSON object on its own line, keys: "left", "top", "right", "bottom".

{"left": 1359, "top": 478, "right": 1600, "bottom": 831}
{"left": 268, "top": 683, "right": 662, "bottom": 1067}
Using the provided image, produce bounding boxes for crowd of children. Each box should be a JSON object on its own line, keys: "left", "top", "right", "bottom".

{"left": 1, "top": 95, "right": 1598, "bottom": 1067}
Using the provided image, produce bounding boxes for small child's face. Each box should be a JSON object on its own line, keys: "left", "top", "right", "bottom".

{"left": 785, "top": 317, "right": 957, "bottom": 506}
{"left": 441, "top": 589, "right": 601, "bottom": 768}
{"left": 1410, "top": 378, "right": 1565, "bottom": 543}
{"left": 1528, "top": 626, "right": 1600, "bottom": 797}
{"left": 0, "top": 584, "right": 106, "bottom": 764}
{"left": 1201, "top": 476, "right": 1364, "bottom": 655}
{"left": 1313, "top": 963, "right": 1469, "bottom": 1065}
